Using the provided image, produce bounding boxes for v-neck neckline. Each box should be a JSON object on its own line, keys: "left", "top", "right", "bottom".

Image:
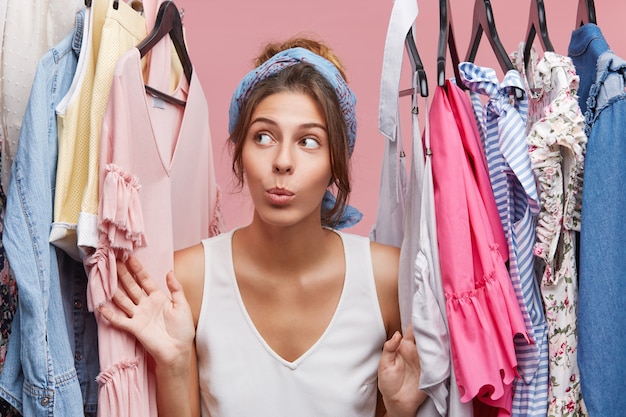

{"left": 133, "top": 47, "right": 188, "bottom": 175}
{"left": 227, "top": 229, "right": 348, "bottom": 370}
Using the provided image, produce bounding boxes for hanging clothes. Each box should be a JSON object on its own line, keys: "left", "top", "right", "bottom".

{"left": 408, "top": 85, "right": 472, "bottom": 417}
{"left": 0, "top": 155, "right": 15, "bottom": 374}
{"left": 0, "top": 11, "right": 85, "bottom": 416}
{"left": 459, "top": 62, "right": 549, "bottom": 417}
{"left": 0, "top": 0, "right": 82, "bottom": 192}
{"left": 515, "top": 47, "right": 588, "bottom": 417}
{"left": 369, "top": 127, "right": 406, "bottom": 247}
{"left": 430, "top": 80, "right": 528, "bottom": 415}
{"left": 370, "top": 0, "right": 413, "bottom": 248}
{"left": 377, "top": 1, "right": 470, "bottom": 415}
{"left": 569, "top": 23, "right": 626, "bottom": 417}
{"left": 85, "top": 37, "right": 223, "bottom": 417}
{"left": 0, "top": 132, "right": 17, "bottom": 417}
{"left": 0, "top": 0, "right": 83, "bottom": 403}
{"left": 50, "top": 0, "right": 149, "bottom": 259}
{"left": 0, "top": 0, "right": 16, "bottom": 381}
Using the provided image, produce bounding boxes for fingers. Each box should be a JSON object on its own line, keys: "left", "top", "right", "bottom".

{"left": 116, "top": 259, "right": 146, "bottom": 304}
{"left": 403, "top": 324, "right": 416, "bottom": 344}
{"left": 111, "top": 288, "right": 138, "bottom": 318}
{"left": 166, "top": 271, "right": 187, "bottom": 306}
{"left": 98, "top": 302, "right": 132, "bottom": 332}
{"left": 116, "top": 255, "right": 161, "bottom": 303}
{"left": 125, "top": 256, "right": 160, "bottom": 294}
{"left": 379, "top": 331, "right": 402, "bottom": 367}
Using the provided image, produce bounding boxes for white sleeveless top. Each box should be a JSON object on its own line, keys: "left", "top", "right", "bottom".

{"left": 196, "top": 229, "right": 387, "bottom": 417}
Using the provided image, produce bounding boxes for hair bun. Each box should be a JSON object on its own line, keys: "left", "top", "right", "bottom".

{"left": 254, "top": 36, "right": 348, "bottom": 82}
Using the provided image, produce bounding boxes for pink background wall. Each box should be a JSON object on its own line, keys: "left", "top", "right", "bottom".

{"left": 172, "top": 0, "right": 625, "bottom": 237}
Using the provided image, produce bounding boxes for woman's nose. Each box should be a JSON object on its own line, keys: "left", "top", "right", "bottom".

{"left": 273, "top": 144, "right": 294, "bottom": 173}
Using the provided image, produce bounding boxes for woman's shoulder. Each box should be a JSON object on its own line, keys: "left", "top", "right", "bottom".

{"left": 174, "top": 242, "right": 206, "bottom": 324}
{"left": 369, "top": 240, "right": 400, "bottom": 291}
{"left": 367, "top": 238, "right": 401, "bottom": 336}
{"left": 332, "top": 230, "right": 400, "bottom": 268}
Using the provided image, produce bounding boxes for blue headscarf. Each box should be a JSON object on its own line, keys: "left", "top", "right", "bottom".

{"left": 228, "top": 47, "right": 362, "bottom": 229}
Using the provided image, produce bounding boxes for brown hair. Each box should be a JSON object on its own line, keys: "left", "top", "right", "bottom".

{"left": 229, "top": 37, "right": 352, "bottom": 228}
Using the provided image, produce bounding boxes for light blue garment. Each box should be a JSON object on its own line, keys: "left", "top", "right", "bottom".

{"left": 459, "top": 63, "right": 549, "bottom": 417}
{"left": 0, "top": 11, "right": 86, "bottom": 416}
{"left": 569, "top": 24, "right": 626, "bottom": 416}
{"left": 568, "top": 23, "right": 609, "bottom": 116}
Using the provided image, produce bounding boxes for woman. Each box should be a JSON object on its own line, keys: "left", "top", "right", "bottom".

{"left": 99, "top": 37, "right": 427, "bottom": 417}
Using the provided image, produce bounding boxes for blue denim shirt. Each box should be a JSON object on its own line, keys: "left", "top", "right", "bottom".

{"left": 568, "top": 23, "right": 609, "bottom": 115}
{"left": 569, "top": 25, "right": 626, "bottom": 416}
{"left": 0, "top": 11, "right": 93, "bottom": 416}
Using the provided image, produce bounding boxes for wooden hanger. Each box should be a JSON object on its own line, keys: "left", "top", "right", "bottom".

{"left": 576, "top": 0, "right": 597, "bottom": 27}
{"left": 465, "top": 0, "right": 523, "bottom": 98}
{"left": 436, "top": 0, "right": 463, "bottom": 88}
{"left": 136, "top": 1, "right": 192, "bottom": 107}
{"left": 404, "top": 27, "right": 428, "bottom": 97}
{"left": 523, "top": 0, "right": 554, "bottom": 69}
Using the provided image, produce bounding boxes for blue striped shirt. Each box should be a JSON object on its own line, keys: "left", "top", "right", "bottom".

{"left": 459, "top": 63, "right": 549, "bottom": 417}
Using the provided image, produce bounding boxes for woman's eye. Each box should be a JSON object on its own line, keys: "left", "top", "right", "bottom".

{"left": 254, "top": 133, "right": 273, "bottom": 145}
{"left": 300, "top": 137, "right": 321, "bottom": 149}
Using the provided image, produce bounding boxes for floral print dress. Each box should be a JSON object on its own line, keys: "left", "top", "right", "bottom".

{"left": 514, "top": 46, "right": 588, "bottom": 417}
{"left": 0, "top": 130, "right": 20, "bottom": 417}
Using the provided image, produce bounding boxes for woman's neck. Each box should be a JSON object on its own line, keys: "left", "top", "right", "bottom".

{"left": 234, "top": 215, "right": 337, "bottom": 271}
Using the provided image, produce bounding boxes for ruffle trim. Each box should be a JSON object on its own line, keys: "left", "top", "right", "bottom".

{"left": 85, "top": 164, "right": 148, "bottom": 311}
{"left": 445, "top": 245, "right": 529, "bottom": 406}
{"left": 547, "top": 386, "right": 588, "bottom": 417}
{"left": 534, "top": 52, "right": 581, "bottom": 97}
{"left": 95, "top": 356, "right": 154, "bottom": 416}
{"left": 527, "top": 80, "right": 586, "bottom": 278}
{"left": 85, "top": 242, "right": 119, "bottom": 311}
{"left": 208, "top": 185, "right": 225, "bottom": 237}
{"left": 96, "top": 359, "right": 139, "bottom": 385}
{"left": 99, "top": 164, "right": 147, "bottom": 251}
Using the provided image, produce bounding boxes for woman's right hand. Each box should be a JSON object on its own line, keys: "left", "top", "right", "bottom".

{"left": 98, "top": 256, "right": 196, "bottom": 370}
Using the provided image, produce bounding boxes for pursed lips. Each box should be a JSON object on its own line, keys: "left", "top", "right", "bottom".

{"left": 266, "top": 187, "right": 295, "bottom": 205}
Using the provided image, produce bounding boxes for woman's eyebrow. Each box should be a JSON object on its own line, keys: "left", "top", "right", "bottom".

{"left": 250, "top": 118, "right": 327, "bottom": 132}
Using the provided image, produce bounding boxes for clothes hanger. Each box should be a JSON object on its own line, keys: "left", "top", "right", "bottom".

{"left": 84, "top": 1, "right": 144, "bottom": 14}
{"left": 465, "top": 0, "right": 523, "bottom": 98}
{"left": 523, "top": 0, "right": 554, "bottom": 69}
{"left": 136, "top": 1, "right": 192, "bottom": 107}
{"left": 576, "top": 0, "right": 597, "bottom": 27}
{"left": 436, "top": 0, "right": 463, "bottom": 89}
{"left": 404, "top": 27, "right": 428, "bottom": 97}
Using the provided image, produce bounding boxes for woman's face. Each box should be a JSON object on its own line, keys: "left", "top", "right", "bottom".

{"left": 242, "top": 91, "right": 332, "bottom": 228}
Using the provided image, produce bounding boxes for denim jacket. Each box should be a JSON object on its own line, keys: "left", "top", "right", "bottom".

{"left": 0, "top": 11, "right": 88, "bottom": 416}
{"left": 569, "top": 24, "right": 626, "bottom": 416}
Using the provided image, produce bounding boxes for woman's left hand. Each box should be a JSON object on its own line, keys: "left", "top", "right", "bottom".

{"left": 377, "top": 327, "right": 427, "bottom": 417}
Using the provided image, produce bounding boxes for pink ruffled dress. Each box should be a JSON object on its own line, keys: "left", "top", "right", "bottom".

{"left": 85, "top": 43, "right": 223, "bottom": 417}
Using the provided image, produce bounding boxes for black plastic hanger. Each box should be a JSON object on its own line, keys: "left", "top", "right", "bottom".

{"left": 405, "top": 27, "right": 428, "bottom": 97}
{"left": 85, "top": 0, "right": 91, "bottom": 6}
{"left": 136, "top": 1, "right": 192, "bottom": 107}
{"left": 465, "top": 0, "right": 523, "bottom": 98}
{"left": 436, "top": 0, "right": 463, "bottom": 88}
{"left": 576, "top": 0, "right": 597, "bottom": 27}
{"left": 523, "top": 0, "right": 554, "bottom": 69}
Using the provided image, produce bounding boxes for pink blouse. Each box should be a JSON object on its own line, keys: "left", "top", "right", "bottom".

{"left": 85, "top": 46, "right": 223, "bottom": 416}
{"left": 430, "top": 81, "right": 528, "bottom": 414}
